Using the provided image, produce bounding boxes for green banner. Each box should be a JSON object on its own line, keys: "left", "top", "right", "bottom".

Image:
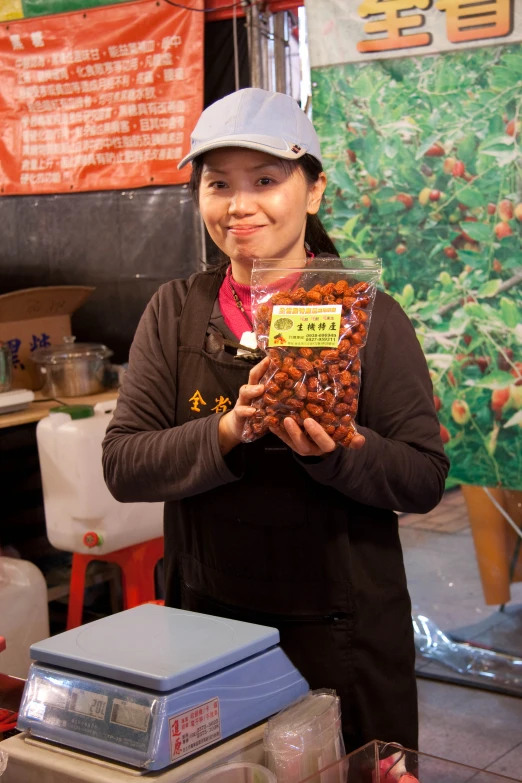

{"left": 312, "top": 44, "right": 522, "bottom": 490}
{"left": 0, "top": 0, "right": 131, "bottom": 21}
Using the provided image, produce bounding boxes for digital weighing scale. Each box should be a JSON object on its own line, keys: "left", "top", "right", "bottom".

{"left": 17, "top": 604, "right": 309, "bottom": 771}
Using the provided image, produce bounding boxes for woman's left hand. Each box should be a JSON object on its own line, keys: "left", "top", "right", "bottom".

{"left": 270, "top": 417, "right": 366, "bottom": 458}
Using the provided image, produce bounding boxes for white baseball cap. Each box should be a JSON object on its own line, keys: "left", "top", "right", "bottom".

{"left": 178, "top": 88, "right": 323, "bottom": 169}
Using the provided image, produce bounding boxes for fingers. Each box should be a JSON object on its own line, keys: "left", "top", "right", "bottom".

{"left": 248, "top": 356, "right": 270, "bottom": 386}
{"left": 301, "top": 418, "right": 336, "bottom": 454}
{"left": 237, "top": 382, "right": 264, "bottom": 407}
{"left": 271, "top": 418, "right": 328, "bottom": 457}
{"left": 234, "top": 404, "right": 257, "bottom": 420}
{"left": 350, "top": 433, "right": 366, "bottom": 450}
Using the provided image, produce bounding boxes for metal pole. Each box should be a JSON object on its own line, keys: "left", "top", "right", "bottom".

{"left": 260, "top": 12, "right": 269, "bottom": 90}
{"left": 248, "top": 3, "right": 262, "bottom": 88}
{"left": 273, "top": 11, "right": 286, "bottom": 94}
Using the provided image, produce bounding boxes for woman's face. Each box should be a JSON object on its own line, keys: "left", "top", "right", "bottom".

{"left": 198, "top": 147, "right": 326, "bottom": 268}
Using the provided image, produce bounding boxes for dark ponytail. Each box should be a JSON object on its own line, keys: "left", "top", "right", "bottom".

{"left": 189, "top": 153, "right": 339, "bottom": 261}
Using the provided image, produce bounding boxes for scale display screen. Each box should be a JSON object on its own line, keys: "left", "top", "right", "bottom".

{"left": 20, "top": 664, "right": 156, "bottom": 757}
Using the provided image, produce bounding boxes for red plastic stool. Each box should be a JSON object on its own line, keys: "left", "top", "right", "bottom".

{"left": 66, "top": 537, "right": 164, "bottom": 630}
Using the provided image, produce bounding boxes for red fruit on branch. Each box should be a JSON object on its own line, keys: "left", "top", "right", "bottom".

{"left": 419, "top": 187, "right": 432, "bottom": 206}
{"left": 347, "top": 149, "right": 357, "bottom": 163}
{"left": 515, "top": 203, "right": 522, "bottom": 222}
{"left": 433, "top": 395, "right": 442, "bottom": 412}
{"left": 506, "top": 119, "right": 521, "bottom": 138}
{"left": 453, "top": 160, "right": 466, "bottom": 178}
{"left": 360, "top": 195, "right": 371, "bottom": 208}
{"left": 395, "top": 243, "right": 407, "bottom": 254}
{"left": 447, "top": 370, "right": 457, "bottom": 387}
{"left": 366, "top": 175, "right": 378, "bottom": 188}
{"left": 463, "top": 334, "right": 472, "bottom": 346}
{"left": 493, "top": 259, "right": 502, "bottom": 273}
{"left": 498, "top": 348, "right": 514, "bottom": 371}
{"left": 498, "top": 199, "right": 514, "bottom": 222}
{"left": 459, "top": 216, "right": 478, "bottom": 242}
{"left": 491, "top": 388, "right": 510, "bottom": 412}
{"left": 425, "top": 142, "right": 445, "bottom": 157}
{"left": 458, "top": 203, "right": 468, "bottom": 212}
{"left": 511, "top": 362, "right": 522, "bottom": 387}
{"left": 396, "top": 193, "right": 414, "bottom": 209}
{"left": 452, "top": 399, "right": 471, "bottom": 425}
{"left": 495, "top": 222, "right": 513, "bottom": 239}
{"left": 477, "top": 357, "right": 490, "bottom": 374}
{"left": 443, "top": 157, "right": 456, "bottom": 175}
{"left": 444, "top": 246, "right": 458, "bottom": 259}
{"left": 440, "top": 424, "right": 451, "bottom": 444}
{"left": 430, "top": 189, "right": 441, "bottom": 201}
{"left": 487, "top": 203, "right": 497, "bottom": 215}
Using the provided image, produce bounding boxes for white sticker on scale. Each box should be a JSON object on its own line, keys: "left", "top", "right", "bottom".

{"left": 27, "top": 701, "right": 46, "bottom": 721}
{"left": 169, "top": 698, "right": 221, "bottom": 762}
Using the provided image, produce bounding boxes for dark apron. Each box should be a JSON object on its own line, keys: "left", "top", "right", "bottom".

{"left": 164, "top": 268, "right": 418, "bottom": 751}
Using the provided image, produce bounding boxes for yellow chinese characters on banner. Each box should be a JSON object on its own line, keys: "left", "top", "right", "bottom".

{"left": 357, "top": 0, "right": 431, "bottom": 53}
{"left": 356, "top": 0, "right": 514, "bottom": 56}
{"left": 436, "top": 0, "right": 513, "bottom": 43}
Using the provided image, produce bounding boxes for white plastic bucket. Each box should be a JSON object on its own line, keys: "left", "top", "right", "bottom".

{"left": 0, "top": 557, "right": 50, "bottom": 679}
{"left": 36, "top": 400, "right": 163, "bottom": 555}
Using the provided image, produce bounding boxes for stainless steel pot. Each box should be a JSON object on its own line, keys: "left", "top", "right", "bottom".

{"left": 0, "top": 342, "right": 12, "bottom": 393}
{"left": 32, "top": 336, "right": 113, "bottom": 397}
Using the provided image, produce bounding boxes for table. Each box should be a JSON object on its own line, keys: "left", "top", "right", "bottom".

{"left": 0, "top": 389, "right": 119, "bottom": 430}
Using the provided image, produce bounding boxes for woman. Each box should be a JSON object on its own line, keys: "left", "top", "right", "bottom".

{"left": 103, "top": 88, "right": 449, "bottom": 751}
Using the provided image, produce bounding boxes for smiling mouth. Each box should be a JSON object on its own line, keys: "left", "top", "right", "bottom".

{"left": 227, "top": 225, "right": 266, "bottom": 235}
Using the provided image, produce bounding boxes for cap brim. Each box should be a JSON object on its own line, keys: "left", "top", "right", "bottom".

{"left": 177, "top": 134, "right": 311, "bottom": 170}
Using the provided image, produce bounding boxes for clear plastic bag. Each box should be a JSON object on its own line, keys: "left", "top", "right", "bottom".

{"left": 242, "top": 257, "right": 381, "bottom": 446}
{"left": 264, "top": 689, "right": 345, "bottom": 783}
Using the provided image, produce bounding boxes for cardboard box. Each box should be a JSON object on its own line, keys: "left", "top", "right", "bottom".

{"left": 0, "top": 286, "right": 94, "bottom": 390}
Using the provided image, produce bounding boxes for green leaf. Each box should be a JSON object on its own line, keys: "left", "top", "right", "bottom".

{"left": 353, "top": 72, "right": 374, "bottom": 98}
{"left": 377, "top": 201, "right": 404, "bottom": 216}
{"left": 456, "top": 134, "right": 477, "bottom": 166}
{"left": 457, "top": 186, "right": 485, "bottom": 209}
{"left": 402, "top": 284, "right": 414, "bottom": 308}
{"left": 479, "top": 135, "right": 514, "bottom": 151}
{"left": 500, "top": 297, "right": 521, "bottom": 328}
{"left": 342, "top": 215, "right": 359, "bottom": 238}
{"left": 465, "top": 371, "right": 514, "bottom": 389}
{"left": 464, "top": 302, "right": 488, "bottom": 319}
{"left": 460, "top": 222, "right": 491, "bottom": 243}
{"left": 504, "top": 410, "right": 522, "bottom": 429}
{"left": 477, "top": 279, "right": 501, "bottom": 298}
{"left": 384, "top": 141, "right": 399, "bottom": 159}
{"left": 418, "top": 302, "right": 441, "bottom": 319}
{"left": 482, "top": 149, "right": 519, "bottom": 167}
{"left": 449, "top": 308, "right": 470, "bottom": 331}
{"left": 488, "top": 115, "right": 506, "bottom": 135}
{"left": 332, "top": 162, "right": 358, "bottom": 197}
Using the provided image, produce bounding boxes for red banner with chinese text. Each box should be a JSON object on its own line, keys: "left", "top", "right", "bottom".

{"left": 0, "top": 0, "right": 203, "bottom": 194}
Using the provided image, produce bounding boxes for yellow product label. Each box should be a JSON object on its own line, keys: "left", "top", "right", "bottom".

{"left": 0, "top": 0, "right": 23, "bottom": 20}
{"left": 268, "top": 305, "right": 342, "bottom": 348}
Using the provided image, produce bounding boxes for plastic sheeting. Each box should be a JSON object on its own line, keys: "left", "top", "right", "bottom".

{"left": 414, "top": 614, "right": 522, "bottom": 696}
{"left": 0, "top": 185, "right": 203, "bottom": 362}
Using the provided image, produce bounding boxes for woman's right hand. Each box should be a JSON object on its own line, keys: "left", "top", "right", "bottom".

{"left": 218, "top": 357, "right": 270, "bottom": 455}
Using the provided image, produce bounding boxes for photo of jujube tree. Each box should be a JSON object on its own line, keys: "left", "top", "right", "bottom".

{"left": 312, "top": 43, "right": 522, "bottom": 489}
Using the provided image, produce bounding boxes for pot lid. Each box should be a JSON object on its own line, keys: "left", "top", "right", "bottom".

{"left": 32, "top": 335, "right": 113, "bottom": 364}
